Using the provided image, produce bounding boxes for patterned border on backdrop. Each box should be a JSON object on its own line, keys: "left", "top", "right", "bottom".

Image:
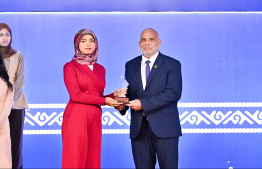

{"left": 24, "top": 102, "right": 262, "bottom": 135}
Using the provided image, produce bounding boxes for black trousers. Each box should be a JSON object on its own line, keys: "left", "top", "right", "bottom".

{"left": 8, "top": 109, "right": 25, "bottom": 169}
{"left": 131, "top": 116, "right": 179, "bottom": 169}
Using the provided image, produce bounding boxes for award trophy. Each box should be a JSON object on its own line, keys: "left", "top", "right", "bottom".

{"left": 115, "top": 74, "right": 129, "bottom": 104}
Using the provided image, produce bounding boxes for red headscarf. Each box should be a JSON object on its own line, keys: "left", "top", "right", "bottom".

{"left": 0, "top": 23, "right": 17, "bottom": 58}
{"left": 72, "top": 29, "right": 98, "bottom": 65}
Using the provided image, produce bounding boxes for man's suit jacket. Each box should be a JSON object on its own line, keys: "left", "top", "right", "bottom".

{"left": 121, "top": 52, "right": 182, "bottom": 139}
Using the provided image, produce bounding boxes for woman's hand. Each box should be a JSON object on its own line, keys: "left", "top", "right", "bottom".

{"left": 106, "top": 97, "right": 123, "bottom": 107}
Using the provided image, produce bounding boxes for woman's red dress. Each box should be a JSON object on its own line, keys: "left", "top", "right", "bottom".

{"left": 62, "top": 60, "right": 113, "bottom": 168}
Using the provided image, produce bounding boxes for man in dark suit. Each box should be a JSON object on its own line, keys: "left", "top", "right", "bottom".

{"left": 118, "top": 28, "right": 182, "bottom": 169}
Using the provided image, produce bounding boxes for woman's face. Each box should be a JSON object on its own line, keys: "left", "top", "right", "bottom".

{"left": 0, "top": 28, "right": 11, "bottom": 47}
{"left": 79, "top": 34, "right": 96, "bottom": 55}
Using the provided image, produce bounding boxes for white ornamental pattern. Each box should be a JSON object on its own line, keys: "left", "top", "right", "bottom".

{"left": 25, "top": 112, "right": 63, "bottom": 126}
{"left": 23, "top": 103, "right": 262, "bottom": 134}
{"left": 180, "top": 110, "right": 262, "bottom": 125}
{"left": 102, "top": 111, "right": 131, "bottom": 126}
{"left": 24, "top": 110, "right": 262, "bottom": 126}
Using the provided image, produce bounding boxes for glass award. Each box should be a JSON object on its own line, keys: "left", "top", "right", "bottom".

{"left": 115, "top": 74, "right": 129, "bottom": 103}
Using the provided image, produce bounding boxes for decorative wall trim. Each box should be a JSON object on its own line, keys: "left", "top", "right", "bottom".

{"left": 182, "top": 128, "right": 262, "bottom": 133}
{"left": 23, "top": 128, "right": 262, "bottom": 135}
{"left": 24, "top": 110, "right": 262, "bottom": 126}
{"left": 24, "top": 130, "right": 61, "bottom": 135}
{"left": 178, "top": 102, "right": 262, "bottom": 108}
{"left": 28, "top": 102, "right": 262, "bottom": 109}
{"left": 24, "top": 103, "right": 262, "bottom": 135}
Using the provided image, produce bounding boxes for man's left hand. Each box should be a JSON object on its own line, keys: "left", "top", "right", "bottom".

{"left": 126, "top": 99, "right": 142, "bottom": 111}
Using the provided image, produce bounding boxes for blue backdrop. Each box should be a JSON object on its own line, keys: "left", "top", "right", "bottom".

{"left": 1, "top": 0, "right": 262, "bottom": 12}
{"left": 0, "top": 12, "right": 262, "bottom": 168}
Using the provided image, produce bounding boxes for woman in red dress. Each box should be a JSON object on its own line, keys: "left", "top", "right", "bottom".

{"left": 62, "top": 29, "right": 122, "bottom": 168}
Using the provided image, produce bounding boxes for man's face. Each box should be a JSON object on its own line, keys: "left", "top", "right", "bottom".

{"left": 139, "top": 29, "right": 161, "bottom": 58}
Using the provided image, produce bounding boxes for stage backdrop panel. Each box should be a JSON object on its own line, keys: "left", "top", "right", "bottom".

{"left": 0, "top": 12, "right": 262, "bottom": 168}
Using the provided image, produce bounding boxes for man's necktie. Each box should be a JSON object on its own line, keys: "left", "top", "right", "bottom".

{"left": 146, "top": 60, "right": 150, "bottom": 82}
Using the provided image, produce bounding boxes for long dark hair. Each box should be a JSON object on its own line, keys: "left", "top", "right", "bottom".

{"left": 0, "top": 50, "right": 13, "bottom": 91}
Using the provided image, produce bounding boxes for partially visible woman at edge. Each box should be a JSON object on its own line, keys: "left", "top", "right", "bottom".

{"left": 0, "top": 23, "right": 28, "bottom": 169}
{"left": 62, "top": 29, "right": 123, "bottom": 168}
{"left": 0, "top": 50, "right": 14, "bottom": 168}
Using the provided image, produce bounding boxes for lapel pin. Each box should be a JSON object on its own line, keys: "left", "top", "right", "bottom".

{"left": 154, "top": 65, "right": 157, "bottom": 68}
